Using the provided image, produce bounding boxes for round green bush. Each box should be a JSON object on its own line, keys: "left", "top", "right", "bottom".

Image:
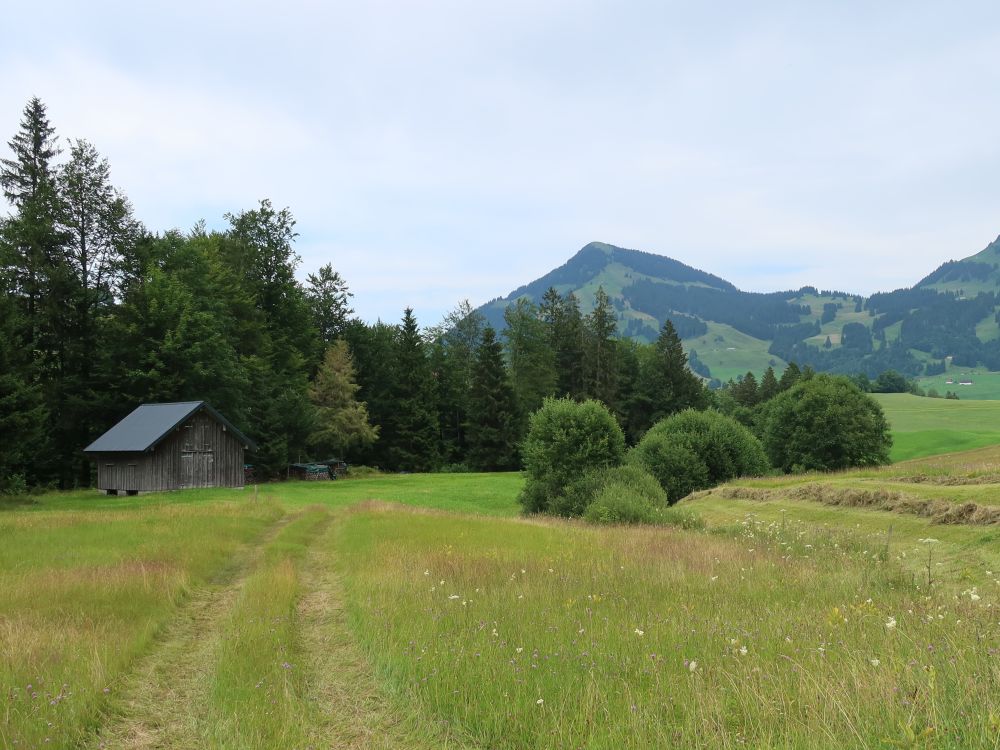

{"left": 518, "top": 397, "right": 626, "bottom": 515}
{"left": 557, "top": 463, "right": 668, "bottom": 517}
{"left": 627, "top": 436, "right": 710, "bottom": 503}
{"left": 583, "top": 485, "right": 661, "bottom": 524}
{"left": 632, "top": 409, "right": 768, "bottom": 500}
{"left": 758, "top": 374, "right": 892, "bottom": 472}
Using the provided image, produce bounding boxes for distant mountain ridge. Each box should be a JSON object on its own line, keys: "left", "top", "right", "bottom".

{"left": 502, "top": 242, "right": 737, "bottom": 300}
{"left": 477, "top": 236, "right": 1000, "bottom": 383}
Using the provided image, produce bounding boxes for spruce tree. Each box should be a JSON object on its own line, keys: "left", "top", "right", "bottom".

{"left": 636, "top": 320, "right": 706, "bottom": 434}
{"left": 759, "top": 366, "right": 780, "bottom": 402}
{"left": 732, "top": 371, "right": 760, "bottom": 407}
{"left": 613, "top": 338, "right": 647, "bottom": 443}
{"left": 503, "top": 298, "right": 556, "bottom": 421}
{"left": 557, "top": 292, "right": 586, "bottom": 399}
{"left": 0, "top": 97, "right": 67, "bottom": 349}
{"left": 466, "top": 327, "right": 519, "bottom": 470}
{"left": 341, "top": 319, "right": 398, "bottom": 468}
{"left": 0, "top": 286, "right": 47, "bottom": 490}
{"left": 388, "top": 308, "right": 439, "bottom": 471}
{"left": 425, "top": 301, "right": 485, "bottom": 464}
{"left": 305, "top": 263, "right": 354, "bottom": 345}
{"left": 779, "top": 361, "right": 802, "bottom": 391}
{"left": 584, "top": 286, "right": 618, "bottom": 405}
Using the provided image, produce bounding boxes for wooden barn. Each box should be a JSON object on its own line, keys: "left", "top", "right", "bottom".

{"left": 84, "top": 402, "right": 256, "bottom": 495}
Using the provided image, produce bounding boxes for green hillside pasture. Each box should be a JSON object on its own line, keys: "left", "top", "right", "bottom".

{"left": 684, "top": 321, "right": 784, "bottom": 382}
{"left": 339, "top": 502, "right": 1000, "bottom": 749}
{"left": 872, "top": 392, "right": 1000, "bottom": 460}
{"left": 975, "top": 312, "right": 1000, "bottom": 343}
{"left": 917, "top": 368, "right": 1000, "bottom": 400}
{"left": 792, "top": 292, "right": 872, "bottom": 349}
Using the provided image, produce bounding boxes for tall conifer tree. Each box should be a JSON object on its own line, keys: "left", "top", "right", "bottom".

{"left": 503, "top": 298, "right": 556, "bottom": 420}
{"left": 636, "top": 319, "right": 706, "bottom": 433}
{"left": 388, "top": 307, "right": 439, "bottom": 471}
{"left": 759, "top": 366, "right": 780, "bottom": 402}
{"left": 584, "top": 286, "right": 618, "bottom": 405}
{"left": 466, "top": 327, "right": 519, "bottom": 470}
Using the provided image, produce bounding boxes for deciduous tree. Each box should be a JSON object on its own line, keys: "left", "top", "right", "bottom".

{"left": 308, "top": 340, "right": 378, "bottom": 458}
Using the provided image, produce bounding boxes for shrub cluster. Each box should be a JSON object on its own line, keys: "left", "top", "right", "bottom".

{"left": 518, "top": 398, "right": 626, "bottom": 515}
{"left": 576, "top": 465, "right": 668, "bottom": 524}
{"left": 518, "top": 376, "right": 888, "bottom": 524}
{"left": 629, "top": 409, "right": 768, "bottom": 503}
{"left": 518, "top": 399, "right": 735, "bottom": 524}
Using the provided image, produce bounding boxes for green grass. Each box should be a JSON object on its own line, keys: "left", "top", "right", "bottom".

{"left": 0, "top": 500, "right": 284, "bottom": 749}
{"left": 685, "top": 321, "right": 784, "bottom": 382}
{"left": 3, "top": 471, "right": 523, "bottom": 517}
{"left": 873, "top": 392, "right": 1000, "bottom": 460}
{"left": 917, "top": 367, "right": 1000, "bottom": 400}
{"left": 7, "top": 456, "right": 1000, "bottom": 748}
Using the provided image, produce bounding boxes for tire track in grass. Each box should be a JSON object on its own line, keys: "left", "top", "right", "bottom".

{"left": 81, "top": 509, "right": 305, "bottom": 749}
{"left": 87, "top": 506, "right": 472, "bottom": 749}
{"left": 295, "top": 515, "right": 473, "bottom": 749}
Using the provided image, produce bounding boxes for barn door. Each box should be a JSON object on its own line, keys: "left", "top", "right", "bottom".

{"left": 181, "top": 414, "right": 217, "bottom": 488}
{"left": 181, "top": 450, "right": 215, "bottom": 488}
{"left": 125, "top": 464, "right": 138, "bottom": 491}
{"left": 193, "top": 451, "right": 214, "bottom": 487}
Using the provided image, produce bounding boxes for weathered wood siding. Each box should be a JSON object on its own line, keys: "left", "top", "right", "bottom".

{"left": 94, "top": 410, "right": 246, "bottom": 492}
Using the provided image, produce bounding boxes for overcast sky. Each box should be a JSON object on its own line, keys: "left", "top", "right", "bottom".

{"left": 3, "top": 1, "right": 1000, "bottom": 324}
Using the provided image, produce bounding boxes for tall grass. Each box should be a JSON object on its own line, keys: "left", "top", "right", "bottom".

{"left": 0, "top": 500, "right": 283, "bottom": 749}
{"left": 337, "top": 506, "right": 1000, "bottom": 749}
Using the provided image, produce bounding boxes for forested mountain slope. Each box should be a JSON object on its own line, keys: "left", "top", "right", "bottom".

{"left": 479, "top": 236, "right": 1000, "bottom": 382}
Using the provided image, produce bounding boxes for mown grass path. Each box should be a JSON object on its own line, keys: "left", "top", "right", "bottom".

{"left": 83, "top": 507, "right": 468, "bottom": 750}
{"left": 83, "top": 511, "right": 301, "bottom": 748}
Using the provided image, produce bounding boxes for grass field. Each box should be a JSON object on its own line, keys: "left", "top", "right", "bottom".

{"left": 3, "top": 455, "right": 1000, "bottom": 749}
{"left": 873, "top": 392, "right": 1000, "bottom": 461}
{"left": 917, "top": 368, "right": 1000, "bottom": 400}
{"left": 685, "top": 321, "right": 785, "bottom": 383}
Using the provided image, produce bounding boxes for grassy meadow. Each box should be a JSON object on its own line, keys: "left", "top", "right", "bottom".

{"left": 917, "top": 368, "right": 1000, "bottom": 400}
{"left": 872, "top": 392, "right": 1000, "bottom": 461}
{"left": 4, "top": 446, "right": 1000, "bottom": 747}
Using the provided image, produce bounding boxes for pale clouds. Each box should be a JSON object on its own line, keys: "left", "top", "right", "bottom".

{"left": 3, "top": 1, "right": 1000, "bottom": 324}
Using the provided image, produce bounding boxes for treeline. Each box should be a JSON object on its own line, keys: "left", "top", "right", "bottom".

{"left": 0, "top": 99, "right": 373, "bottom": 489}
{"left": 0, "top": 98, "right": 715, "bottom": 490}
{"left": 344, "top": 287, "right": 708, "bottom": 472}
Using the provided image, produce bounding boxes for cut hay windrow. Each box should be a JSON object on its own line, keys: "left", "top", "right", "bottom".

{"left": 701, "top": 484, "right": 1000, "bottom": 525}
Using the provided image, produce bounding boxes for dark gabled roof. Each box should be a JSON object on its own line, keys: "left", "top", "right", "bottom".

{"left": 84, "top": 401, "right": 256, "bottom": 453}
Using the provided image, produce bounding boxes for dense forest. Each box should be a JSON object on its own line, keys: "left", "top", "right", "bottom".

{"left": 0, "top": 98, "right": 716, "bottom": 491}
